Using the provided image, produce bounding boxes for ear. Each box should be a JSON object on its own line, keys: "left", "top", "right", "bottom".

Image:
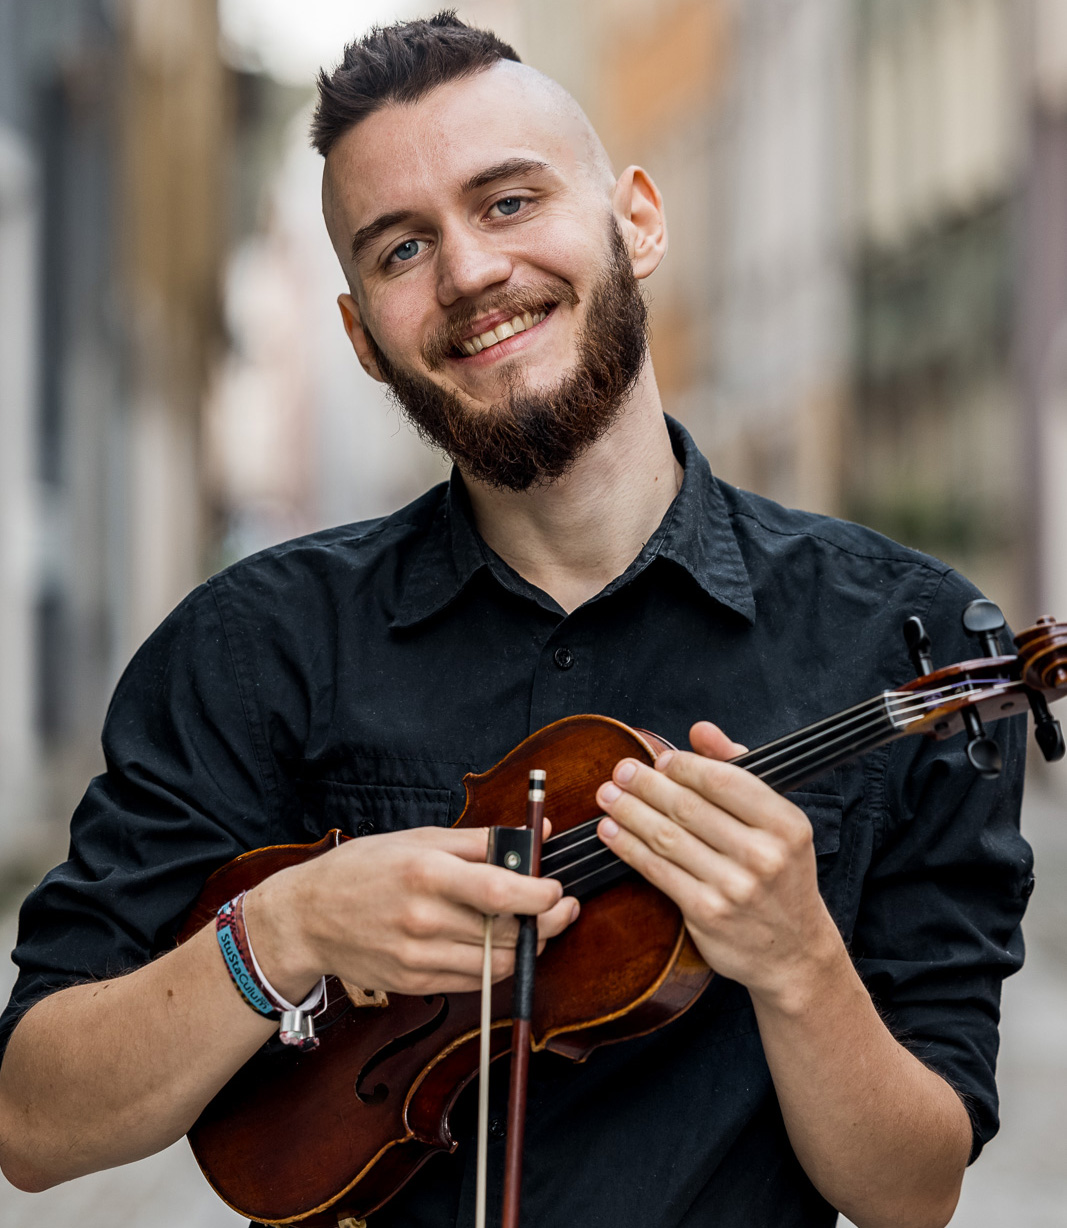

{"left": 338, "top": 294, "right": 385, "bottom": 383}
{"left": 611, "top": 167, "right": 668, "bottom": 280}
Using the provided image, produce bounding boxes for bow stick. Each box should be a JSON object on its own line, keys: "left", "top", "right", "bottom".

{"left": 475, "top": 770, "right": 546, "bottom": 1228}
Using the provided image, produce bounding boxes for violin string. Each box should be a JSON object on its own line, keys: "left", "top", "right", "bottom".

{"left": 540, "top": 678, "right": 1010, "bottom": 871}
{"left": 733, "top": 695, "right": 898, "bottom": 778}
{"left": 541, "top": 694, "right": 900, "bottom": 873}
{"left": 739, "top": 678, "right": 1010, "bottom": 783}
{"left": 539, "top": 677, "right": 1013, "bottom": 891}
{"left": 541, "top": 683, "right": 1001, "bottom": 877}
{"left": 547, "top": 730, "right": 894, "bottom": 895}
{"left": 738, "top": 678, "right": 1009, "bottom": 779}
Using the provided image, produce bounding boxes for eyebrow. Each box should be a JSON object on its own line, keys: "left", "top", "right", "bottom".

{"left": 460, "top": 157, "right": 552, "bottom": 194}
{"left": 350, "top": 209, "right": 416, "bottom": 265}
{"left": 349, "top": 159, "right": 554, "bottom": 266}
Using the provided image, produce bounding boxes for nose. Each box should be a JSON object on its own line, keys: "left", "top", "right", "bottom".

{"left": 435, "top": 222, "right": 513, "bottom": 306}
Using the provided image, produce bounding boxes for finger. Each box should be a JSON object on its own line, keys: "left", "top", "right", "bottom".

{"left": 487, "top": 892, "right": 577, "bottom": 946}
{"left": 595, "top": 809, "right": 730, "bottom": 922}
{"left": 600, "top": 759, "right": 755, "bottom": 863}
{"left": 689, "top": 720, "right": 748, "bottom": 759}
{"left": 596, "top": 773, "right": 751, "bottom": 891}
{"left": 446, "top": 858, "right": 564, "bottom": 919}
{"left": 536, "top": 895, "right": 579, "bottom": 941}
{"left": 654, "top": 749, "right": 805, "bottom": 839}
{"left": 412, "top": 817, "right": 554, "bottom": 863}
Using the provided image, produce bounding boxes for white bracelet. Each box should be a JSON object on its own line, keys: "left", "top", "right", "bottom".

{"left": 244, "top": 901, "right": 327, "bottom": 1049}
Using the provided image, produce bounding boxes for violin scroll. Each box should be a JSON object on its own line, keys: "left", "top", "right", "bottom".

{"left": 1014, "top": 617, "right": 1067, "bottom": 762}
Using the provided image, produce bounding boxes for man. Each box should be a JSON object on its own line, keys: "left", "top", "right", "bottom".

{"left": 0, "top": 13, "right": 1032, "bottom": 1228}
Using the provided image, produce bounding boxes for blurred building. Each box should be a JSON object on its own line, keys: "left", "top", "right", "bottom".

{"left": 0, "top": 0, "right": 226, "bottom": 858}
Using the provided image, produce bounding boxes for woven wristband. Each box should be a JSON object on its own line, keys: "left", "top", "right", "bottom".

{"left": 215, "top": 891, "right": 326, "bottom": 1023}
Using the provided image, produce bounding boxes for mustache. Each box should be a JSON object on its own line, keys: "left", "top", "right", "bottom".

{"left": 421, "top": 281, "right": 580, "bottom": 369}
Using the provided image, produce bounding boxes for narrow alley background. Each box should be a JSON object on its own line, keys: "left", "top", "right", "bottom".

{"left": 0, "top": 1, "right": 1065, "bottom": 1224}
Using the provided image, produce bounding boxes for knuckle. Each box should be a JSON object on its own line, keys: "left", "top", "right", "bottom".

{"left": 491, "top": 950, "right": 515, "bottom": 979}
{"left": 484, "top": 878, "right": 513, "bottom": 915}
{"left": 649, "top": 820, "right": 681, "bottom": 857}
{"left": 672, "top": 790, "right": 703, "bottom": 828}
{"left": 692, "top": 892, "right": 728, "bottom": 931}
{"left": 786, "top": 816, "right": 814, "bottom": 854}
{"left": 395, "top": 938, "right": 424, "bottom": 973}
{"left": 400, "top": 899, "right": 437, "bottom": 939}
{"left": 750, "top": 840, "right": 786, "bottom": 880}
{"left": 722, "top": 871, "right": 758, "bottom": 909}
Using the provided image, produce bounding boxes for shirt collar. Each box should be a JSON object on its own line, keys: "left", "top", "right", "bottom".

{"left": 390, "top": 470, "right": 491, "bottom": 629}
{"left": 653, "top": 416, "right": 756, "bottom": 623}
{"left": 391, "top": 416, "right": 755, "bottom": 629}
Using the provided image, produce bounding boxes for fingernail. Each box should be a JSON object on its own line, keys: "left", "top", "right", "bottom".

{"left": 600, "top": 817, "right": 619, "bottom": 839}
{"left": 615, "top": 760, "right": 637, "bottom": 783}
{"left": 570, "top": 900, "right": 580, "bottom": 922}
{"left": 599, "top": 782, "right": 622, "bottom": 804}
{"left": 655, "top": 750, "right": 674, "bottom": 769}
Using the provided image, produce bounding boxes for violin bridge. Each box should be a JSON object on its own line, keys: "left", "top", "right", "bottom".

{"left": 340, "top": 980, "right": 389, "bottom": 1009}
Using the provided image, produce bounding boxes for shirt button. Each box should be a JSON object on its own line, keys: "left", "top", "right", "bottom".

{"left": 488, "top": 1116, "right": 507, "bottom": 1139}
{"left": 357, "top": 819, "right": 377, "bottom": 837}
{"left": 553, "top": 646, "right": 575, "bottom": 670}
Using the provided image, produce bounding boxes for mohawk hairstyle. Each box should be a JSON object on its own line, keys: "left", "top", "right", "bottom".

{"left": 311, "top": 10, "right": 521, "bottom": 157}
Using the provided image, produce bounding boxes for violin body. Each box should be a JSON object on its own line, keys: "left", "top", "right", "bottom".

{"left": 180, "top": 715, "right": 714, "bottom": 1227}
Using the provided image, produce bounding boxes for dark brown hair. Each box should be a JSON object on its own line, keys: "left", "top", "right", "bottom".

{"left": 311, "top": 11, "right": 521, "bottom": 157}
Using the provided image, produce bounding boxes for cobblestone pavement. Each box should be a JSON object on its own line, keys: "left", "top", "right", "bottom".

{"left": 0, "top": 785, "right": 1064, "bottom": 1227}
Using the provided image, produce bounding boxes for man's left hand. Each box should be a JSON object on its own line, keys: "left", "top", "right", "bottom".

{"left": 595, "top": 720, "right": 842, "bottom": 1008}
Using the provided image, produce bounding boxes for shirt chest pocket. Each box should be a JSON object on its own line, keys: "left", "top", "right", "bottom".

{"left": 303, "top": 780, "right": 455, "bottom": 839}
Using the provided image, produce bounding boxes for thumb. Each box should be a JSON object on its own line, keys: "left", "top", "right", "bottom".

{"left": 689, "top": 720, "right": 748, "bottom": 761}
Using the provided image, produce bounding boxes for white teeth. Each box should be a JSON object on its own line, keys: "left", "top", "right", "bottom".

{"left": 459, "top": 310, "right": 548, "bottom": 356}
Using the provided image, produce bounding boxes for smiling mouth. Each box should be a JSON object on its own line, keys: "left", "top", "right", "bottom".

{"left": 455, "top": 309, "right": 550, "bottom": 358}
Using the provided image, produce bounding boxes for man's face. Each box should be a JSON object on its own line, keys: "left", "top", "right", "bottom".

{"left": 323, "top": 63, "right": 655, "bottom": 489}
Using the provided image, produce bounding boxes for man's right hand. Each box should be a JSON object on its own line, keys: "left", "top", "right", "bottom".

{"left": 245, "top": 824, "right": 579, "bottom": 1001}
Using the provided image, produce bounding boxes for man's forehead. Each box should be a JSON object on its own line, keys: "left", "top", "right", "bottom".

{"left": 323, "top": 62, "right": 611, "bottom": 222}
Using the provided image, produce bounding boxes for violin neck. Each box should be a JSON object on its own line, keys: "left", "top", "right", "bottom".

{"left": 732, "top": 691, "right": 903, "bottom": 793}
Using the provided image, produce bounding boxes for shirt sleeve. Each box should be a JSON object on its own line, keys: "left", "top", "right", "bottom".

{"left": 851, "top": 571, "right": 1034, "bottom": 1161}
{"left": 0, "top": 580, "right": 281, "bottom": 1061}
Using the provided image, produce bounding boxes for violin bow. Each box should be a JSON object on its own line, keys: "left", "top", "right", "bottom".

{"left": 476, "top": 770, "right": 546, "bottom": 1228}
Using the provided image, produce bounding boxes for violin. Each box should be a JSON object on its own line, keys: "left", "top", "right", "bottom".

{"left": 177, "top": 604, "right": 1067, "bottom": 1227}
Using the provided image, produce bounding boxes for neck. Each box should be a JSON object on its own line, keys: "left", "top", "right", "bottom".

{"left": 460, "top": 366, "right": 683, "bottom": 613}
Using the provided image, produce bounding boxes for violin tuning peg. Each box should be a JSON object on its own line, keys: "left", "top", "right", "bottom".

{"left": 962, "top": 600, "right": 1006, "bottom": 658}
{"left": 1028, "top": 691, "right": 1066, "bottom": 763}
{"left": 962, "top": 707, "right": 1002, "bottom": 779}
{"left": 966, "top": 734, "right": 1002, "bottom": 778}
{"left": 903, "top": 616, "right": 934, "bottom": 676}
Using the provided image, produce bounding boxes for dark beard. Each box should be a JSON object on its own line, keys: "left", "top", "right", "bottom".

{"left": 364, "top": 222, "right": 649, "bottom": 492}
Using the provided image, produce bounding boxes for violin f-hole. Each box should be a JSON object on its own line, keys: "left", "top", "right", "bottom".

{"left": 354, "top": 995, "right": 450, "bottom": 1104}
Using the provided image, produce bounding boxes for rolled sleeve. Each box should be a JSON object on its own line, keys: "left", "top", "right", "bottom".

{"left": 853, "top": 655, "right": 1031, "bottom": 1160}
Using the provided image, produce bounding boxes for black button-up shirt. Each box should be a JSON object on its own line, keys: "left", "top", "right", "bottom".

{"left": 1, "top": 420, "right": 1032, "bottom": 1227}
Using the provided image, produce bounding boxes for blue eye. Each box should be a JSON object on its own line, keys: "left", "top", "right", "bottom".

{"left": 392, "top": 239, "right": 422, "bottom": 262}
{"left": 495, "top": 197, "right": 523, "bottom": 216}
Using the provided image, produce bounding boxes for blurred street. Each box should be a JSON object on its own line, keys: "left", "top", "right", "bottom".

{"left": 0, "top": 778, "right": 1064, "bottom": 1227}
{"left": 2, "top": 0, "right": 1067, "bottom": 1223}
